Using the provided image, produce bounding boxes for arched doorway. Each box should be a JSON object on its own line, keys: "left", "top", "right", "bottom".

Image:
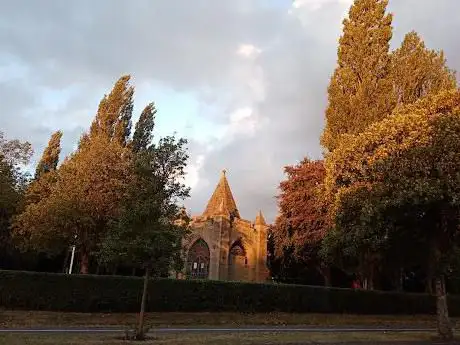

{"left": 228, "top": 241, "right": 249, "bottom": 281}
{"left": 186, "top": 239, "right": 210, "bottom": 279}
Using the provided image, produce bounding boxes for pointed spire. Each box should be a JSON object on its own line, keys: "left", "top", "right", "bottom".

{"left": 255, "top": 210, "right": 266, "bottom": 226}
{"left": 218, "top": 199, "right": 225, "bottom": 214}
{"left": 202, "top": 169, "right": 240, "bottom": 218}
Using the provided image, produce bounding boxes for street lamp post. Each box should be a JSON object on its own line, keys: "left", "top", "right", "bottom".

{"left": 68, "top": 234, "right": 78, "bottom": 274}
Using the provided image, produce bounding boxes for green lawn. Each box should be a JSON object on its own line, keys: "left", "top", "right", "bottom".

{"left": 0, "top": 310, "right": 445, "bottom": 329}
{"left": 0, "top": 331, "right": 442, "bottom": 345}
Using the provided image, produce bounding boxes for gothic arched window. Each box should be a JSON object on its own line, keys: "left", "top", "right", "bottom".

{"left": 229, "top": 241, "right": 249, "bottom": 281}
{"left": 186, "top": 239, "right": 210, "bottom": 279}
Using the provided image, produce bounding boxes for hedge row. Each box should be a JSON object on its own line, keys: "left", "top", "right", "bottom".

{"left": 2, "top": 270, "right": 460, "bottom": 315}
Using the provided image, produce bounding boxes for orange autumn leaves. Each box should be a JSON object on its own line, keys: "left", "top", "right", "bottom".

{"left": 12, "top": 76, "right": 137, "bottom": 271}
{"left": 326, "top": 89, "right": 460, "bottom": 247}
{"left": 273, "top": 159, "right": 328, "bottom": 263}
{"left": 272, "top": 0, "right": 459, "bottom": 288}
{"left": 321, "top": 0, "right": 394, "bottom": 152}
{"left": 326, "top": 90, "right": 460, "bottom": 203}
{"left": 322, "top": 0, "right": 456, "bottom": 153}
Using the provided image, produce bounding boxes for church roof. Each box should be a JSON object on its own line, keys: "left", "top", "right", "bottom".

{"left": 202, "top": 170, "right": 240, "bottom": 219}
{"left": 255, "top": 210, "right": 266, "bottom": 226}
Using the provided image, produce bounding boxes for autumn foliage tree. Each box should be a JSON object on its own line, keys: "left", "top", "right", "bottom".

{"left": 21, "top": 131, "right": 63, "bottom": 208}
{"left": 391, "top": 31, "right": 457, "bottom": 105}
{"left": 13, "top": 74, "right": 191, "bottom": 279}
{"left": 321, "top": 0, "right": 394, "bottom": 152}
{"left": 87, "top": 75, "right": 134, "bottom": 147}
{"left": 320, "top": 0, "right": 457, "bottom": 287}
{"left": 272, "top": 158, "right": 330, "bottom": 286}
{"left": 34, "top": 131, "right": 62, "bottom": 179}
{"left": 324, "top": 90, "right": 460, "bottom": 339}
{"left": 316, "top": 1, "right": 460, "bottom": 338}
{"left": 13, "top": 76, "right": 136, "bottom": 274}
{"left": 14, "top": 134, "right": 132, "bottom": 272}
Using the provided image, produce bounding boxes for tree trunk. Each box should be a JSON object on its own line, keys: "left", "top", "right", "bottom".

{"left": 392, "top": 268, "right": 403, "bottom": 291}
{"left": 435, "top": 275, "right": 453, "bottom": 341}
{"left": 321, "top": 266, "right": 331, "bottom": 287}
{"left": 426, "top": 278, "right": 433, "bottom": 295}
{"left": 398, "top": 268, "right": 404, "bottom": 292}
{"left": 62, "top": 248, "right": 70, "bottom": 273}
{"left": 368, "top": 265, "right": 375, "bottom": 290}
{"left": 136, "top": 268, "right": 150, "bottom": 340}
{"left": 426, "top": 265, "right": 434, "bottom": 294}
{"left": 80, "top": 250, "right": 89, "bottom": 274}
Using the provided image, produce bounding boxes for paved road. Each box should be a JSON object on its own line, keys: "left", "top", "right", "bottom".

{"left": 0, "top": 326, "right": 436, "bottom": 334}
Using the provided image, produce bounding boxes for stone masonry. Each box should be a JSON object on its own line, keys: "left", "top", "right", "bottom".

{"left": 178, "top": 170, "right": 269, "bottom": 282}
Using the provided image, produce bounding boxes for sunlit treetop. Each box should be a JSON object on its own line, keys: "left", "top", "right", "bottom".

{"left": 321, "top": 0, "right": 394, "bottom": 152}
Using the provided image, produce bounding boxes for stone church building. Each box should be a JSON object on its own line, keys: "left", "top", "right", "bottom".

{"left": 179, "top": 170, "right": 269, "bottom": 282}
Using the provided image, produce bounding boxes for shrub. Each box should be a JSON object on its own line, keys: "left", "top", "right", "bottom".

{"left": 2, "top": 270, "right": 460, "bottom": 315}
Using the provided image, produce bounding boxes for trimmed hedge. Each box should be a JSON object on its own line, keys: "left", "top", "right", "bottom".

{"left": 1, "top": 270, "right": 460, "bottom": 315}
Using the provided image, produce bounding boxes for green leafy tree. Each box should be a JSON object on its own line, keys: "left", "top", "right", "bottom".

{"left": 132, "top": 103, "right": 156, "bottom": 154}
{"left": 321, "top": 182, "right": 389, "bottom": 290}
{"left": 0, "top": 131, "right": 32, "bottom": 269}
{"left": 99, "top": 132, "right": 190, "bottom": 339}
{"left": 320, "top": 3, "right": 457, "bottom": 292}
{"left": 324, "top": 90, "right": 460, "bottom": 340}
{"left": 321, "top": 0, "right": 394, "bottom": 152}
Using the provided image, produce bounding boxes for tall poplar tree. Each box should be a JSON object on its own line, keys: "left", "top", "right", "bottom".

{"left": 321, "top": 0, "right": 394, "bottom": 152}
{"left": 16, "top": 131, "right": 63, "bottom": 225}
{"left": 13, "top": 77, "right": 135, "bottom": 274}
{"left": 87, "top": 75, "right": 134, "bottom": 147}
{"left": 391, "top": 31, "right": 457, "bottom": 105}
{"left": 324, "top": 89, "right": 460, "bottom": 340}
{"left": 132, "top": 103, "right": 156, "bottom": 153}
{"left": 34, "top": 131, "right": 63, "bottom": 179}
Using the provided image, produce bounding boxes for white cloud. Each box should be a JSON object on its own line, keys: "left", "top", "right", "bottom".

{"left": 237, "top": 44, "right": 262, "bottom": 59}
{"left": 292, "top": 0, "right": 352, "bottom": 11}
{"left": 229, "top": 107, "right": 257, "bottom": 136}
{"left": 2, "top": 0, "right": 460, "bottom": 223}
{"left": 184, "top": 154, "right": 205, "bottom": 190}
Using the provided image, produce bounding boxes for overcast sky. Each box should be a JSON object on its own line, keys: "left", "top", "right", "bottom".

{"left": 1, "top": 0, "right": 459, "bottom": 223}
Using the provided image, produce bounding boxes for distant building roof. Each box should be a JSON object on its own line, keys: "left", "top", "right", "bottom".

{"left": 255, "top": 210, "right": 266, "bottom": 226}
{"left": 202, "top": 169, "right": 240, "bottom": 219}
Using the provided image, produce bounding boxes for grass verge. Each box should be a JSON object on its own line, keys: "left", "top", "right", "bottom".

{"left": 0, "top": 331, "right": 447, "bottom": 345}
{"left": 0, "top": 310, "right": 448, "bottom": 329}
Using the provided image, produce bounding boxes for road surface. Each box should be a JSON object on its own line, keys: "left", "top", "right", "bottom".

{"left": 0, "top": 326, "right": 436, "bottom": 334}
